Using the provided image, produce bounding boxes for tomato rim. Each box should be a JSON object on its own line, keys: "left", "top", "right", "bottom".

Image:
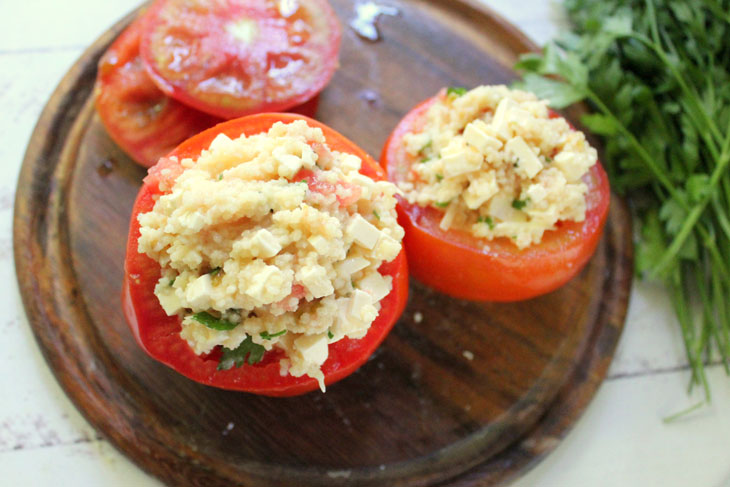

{"left": 381, "top": 94, "right": 610, "bottom": 302}
{"left": 123, "top": 113, "right": 408, "bottom": 396}
{"left": 139, "top": 0, "right": 342, "bottom": 119}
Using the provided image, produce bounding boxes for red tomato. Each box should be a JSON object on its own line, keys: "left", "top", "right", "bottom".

{"left": 94, "top": 15, "right": 222, "bottom": 168}
{"left": 381, "top": 95, "right": 610, "bottom": 302}
{"left": 123, "top": 113, "right": 408, "bottom": 396}
{"left": 139, "top": 0, "right": 341, "bottom": 119}
{"left": 95, "top": 15, "right": 321, "bottom": 168}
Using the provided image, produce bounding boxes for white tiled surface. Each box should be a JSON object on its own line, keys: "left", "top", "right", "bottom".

{"left": 3, "top": 1, "right": 730, "bottom": 485}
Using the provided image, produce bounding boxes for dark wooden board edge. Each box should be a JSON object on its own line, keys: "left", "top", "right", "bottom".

{"left": 12, "top": 2, "right": 633, "bottom": 486}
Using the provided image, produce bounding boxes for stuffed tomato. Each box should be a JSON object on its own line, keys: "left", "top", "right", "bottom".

{"left": 381, "top": 85, "right": 609, "bottom": 302}
{"left": 123, "top": 113, "right": 408, "bottom": 396}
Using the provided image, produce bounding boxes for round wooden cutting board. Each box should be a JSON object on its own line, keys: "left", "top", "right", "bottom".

{"left": 13, "top": 1, "right": 632, "bottom": 486}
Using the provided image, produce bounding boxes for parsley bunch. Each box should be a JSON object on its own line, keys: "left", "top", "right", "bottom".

{"left": 516, "top": 0, "right": 730, "bottom": 400}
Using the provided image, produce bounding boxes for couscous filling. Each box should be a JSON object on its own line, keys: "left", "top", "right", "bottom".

{"left": 137, "top": 120, "right": 404, "bottom": 390}
{"left": 398, "top": 85, "right": 598, "bottom": 249}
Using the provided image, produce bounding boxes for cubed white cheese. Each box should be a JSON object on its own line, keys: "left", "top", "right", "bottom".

{"left": 463, "top": 172, "right": 499, "bottom": 209}
{"left": 336, "top": 256, "right": 370, "bottom": 276}
{"left": 553, "top": 151, "right": 588, "bottom": 182}
{"left": 340, "top": 154, "right": 362, "bottom": 172}
{"left": 506, "top": 136, "right": 543, "bottom": 178}
{"left": 373, "top": 233, "right": 401, "bottom": 262}
{"left": 524, "top": 182, "right": 548, "bottom": 206}
{"left": 487, "top": 193, "right": 525, "bottom": 222}
{"left": 208, "top": 133, "right": 233, "bottom": 152}
{"left": 347, "top": 173, "right": 374, "bottom": 199}
{"left": 185, "top": 274, "right": 213, "bottom": 310}
{"left": 333, "top": 297, "right": 367, "bottom": 338}
{"left": 274, "top": 148, "right": 303, "bottom": 178}
{"left": 491, "top": 97, "right": 517, "bottom": 140}
{"left": 295, "top": 333, "right": 329, "bottom": 366}
{"left": 440, "top": 141, "right": 483, "bottom": 178}
{"left": 346, "top": 214, "right": 381, "bottom": 249}
{"left": 246, "top": 265, "right": 288, "bottom": 304}
{"left": 156, "top": 287, "right": 183, "bottom": 315}
{"left": 349, "top": 289, "right": 373, "bottom": 321}
{"left": 307, "top": 235, "right": 329, "bottom": 254}
{"left": 358, "top": 272, "right": 391, "bottom": 301}
{"left": 439, "top": 201, "right": 459, "bottom": 231}
{"left": 463, "top": 120, "right": 502, "bottom": 153}
{"left": 298, "top": 265, "right": 334, "bottom": 298}
{"left": 252, "top": 228, "right": 282, "bottom": 258}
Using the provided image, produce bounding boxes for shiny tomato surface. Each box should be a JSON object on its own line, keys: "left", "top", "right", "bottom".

{"left": 140, "top": 0, "right": 341, "bottom": 118}
{"left": 123, "top": 113, "right": 408, "bottom": 396}
{"left": 94, "top": 15, "right": 222, "bottom": 167}
{"left": 95, "top": 13, "right": 321, "bottom": 168}
{"left": 381, "top": 95, "right": 610, "bottom": 302}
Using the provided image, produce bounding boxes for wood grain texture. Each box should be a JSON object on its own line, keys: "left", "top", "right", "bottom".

{"left": 13, "top": 1, "right": 632, "bottom": 486}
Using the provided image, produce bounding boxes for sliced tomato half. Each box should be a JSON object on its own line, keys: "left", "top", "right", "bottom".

{"left": 139, "top": 0, "right": 341, "bottom": 119}
{"left": 94, "top": 14, "right": 223, "bottom": 168}
{"left": 123, "top": 113, "right": 408, "bottom": 396}
{"left": 381, "top": 95, "right": 610, "bottom": 302}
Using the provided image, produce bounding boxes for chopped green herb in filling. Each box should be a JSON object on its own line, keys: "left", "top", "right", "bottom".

{"left": 446, "top": 86, "right": 468, "bottom": 96}
{"left": 511, "top": 199, "right": 528, "bottom": 210}
{"left": 218, "top": 336, "right": 265, "bottom": 370}
{"left": 192, "top": 311, "right": 237, "bottom": 331}
{"left": 260, "top": 330, "right": 287, "bottom": 340}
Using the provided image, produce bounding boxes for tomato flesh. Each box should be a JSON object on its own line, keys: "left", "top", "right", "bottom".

{"left": 95, "top": 15, "right": 223, "bottom": 168}
{"left": 381, "top": 96, "right": 610, "bottom": 302}
{"left": 140, "top": 0, "right": 341, "bottom": 119}
{"left": 96, "top": 14, "right": 321, "bottom": 168}
{"left": 123, "top": 113, "right": 408, "bottom": 396}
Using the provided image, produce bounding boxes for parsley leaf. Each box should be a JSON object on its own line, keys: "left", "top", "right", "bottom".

{"left": 217, "top": 336, "right": 266, "bottom": 370}
{"left": 511, "top": 199, "right": 528, "bottom": 210}
{"left": 434, "top": 201, "right": 451, "bottom": 208}
{"left": 446, "top": 87, "right": 468, "bottom": 97}
{"left": 373, "top": 209, "right": 380, "bottom": 220}
{"left": 516, "top": 0, "right": 730, "bottom": 400}
{"left": 478, "top": 216, "right": 495, "bottom": 230}
{"left": 191, "top": 312, "right": 238, "bottom": 331}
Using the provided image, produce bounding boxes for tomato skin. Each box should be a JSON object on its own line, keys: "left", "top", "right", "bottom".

{"left": 123, "top": 113, "right": 408, "bottom": 396}
{"left": 139, "top": 0, "right": 341, "bottom": 119}
{"left": 381, "top": 96, "right": 610, "bottom": 302}
{"left": 95, "top": 15, "right": 223, "bottom": 168}
{"left": 95, "top": 15, "right": 321, "bottom": 168}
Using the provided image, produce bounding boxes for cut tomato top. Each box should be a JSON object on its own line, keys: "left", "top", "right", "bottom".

{"left": 140, "top": 0, "right": 341, "bottom": 119}
{"left": 123, "top": 113, "right": 408, "bottom": 396}
{"left": 94, "top": 14, "right": 223, "bottom": 168}
{"left": 381, "top": 96, "right": 610, "bottom": 302}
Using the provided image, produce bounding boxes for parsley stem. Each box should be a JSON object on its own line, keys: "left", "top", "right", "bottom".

{"left": 712, "top": 264, "right": 730, "bottom": 373}
{"left": 671, "top": 266, "right": 708, "bottom": 398}
{"left": 662, "top": 401, "right": 706, "bottom": 424}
